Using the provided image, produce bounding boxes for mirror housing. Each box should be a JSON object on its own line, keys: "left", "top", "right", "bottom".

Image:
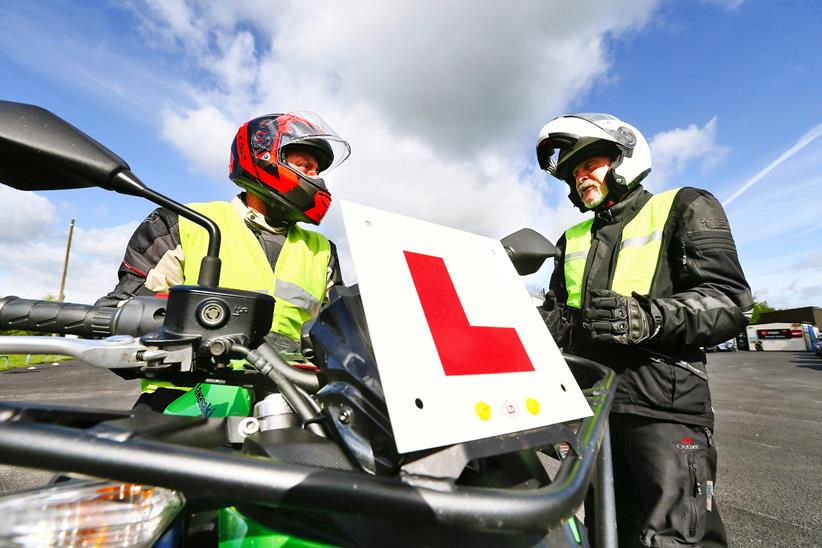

{"left": 501, "top": 228, "right": 557, "bottom": 275}
{"left": 0, "top": 101, "right": 130, "bottom": 191}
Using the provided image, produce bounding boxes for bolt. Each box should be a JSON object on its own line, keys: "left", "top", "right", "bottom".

{"left": 338, "top": 407, "right": 353, "bottom": 424}
{"left": 239, "top": 417, "right": 259, "bottom": 437}
{"left": 208, "top": 339, "right": 228, "bottom": 356}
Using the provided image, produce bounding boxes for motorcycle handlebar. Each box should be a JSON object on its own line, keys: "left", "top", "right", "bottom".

{"left": 0, "top": 296, "right": 166, "bottom": 338}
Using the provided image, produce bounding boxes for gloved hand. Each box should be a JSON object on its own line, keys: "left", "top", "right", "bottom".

{"left": 582, "top": 289, "right": 654, "bottom": 345}
{"left": 538, "top": 290, "right": 570, "bottom": 347}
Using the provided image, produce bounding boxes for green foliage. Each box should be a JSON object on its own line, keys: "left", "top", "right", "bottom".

{"left": 750, "top": 300, "right": 776, "bottom": 324}
{"left": 0, "top": 329, "right": 38, "bottom": 336}
{"left": 0, "top": 355, "right": 70, "bottom": 370}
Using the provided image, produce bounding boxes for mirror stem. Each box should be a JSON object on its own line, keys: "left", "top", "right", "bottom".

{"left": 108, "top": 171, "right": 222, "bottom": 287}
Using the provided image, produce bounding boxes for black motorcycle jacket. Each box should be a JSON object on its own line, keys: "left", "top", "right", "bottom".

{"left": 549, "top": 186, "right": 753, "bottom": 426}
{"left": 96, "top": 194, "right": 343, "bottom": 307}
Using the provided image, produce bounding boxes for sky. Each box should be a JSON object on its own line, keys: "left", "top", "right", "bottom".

{"left": 1, "top": 0, "right": 821, "bottom": 310}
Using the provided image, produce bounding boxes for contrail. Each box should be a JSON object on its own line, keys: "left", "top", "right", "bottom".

{"left": 722, "top": 121, "right": 822, "bottom": 207}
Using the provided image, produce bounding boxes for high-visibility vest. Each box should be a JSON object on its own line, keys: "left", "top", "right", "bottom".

{"left": 563, "top": 188, "right": 681, "bottom": 309}
{"left": 141, "top": 201, "right": 330, "bottom": 394}
{"left": 179, "top": 201, "right": 331, "bottom": 338}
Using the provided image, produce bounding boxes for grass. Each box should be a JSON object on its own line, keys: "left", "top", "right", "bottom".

{"left": 0, "top": 354, "right": 71, "bottom": 371}
{"left": 0, "top": 326, "right": 72, "bottom": 370}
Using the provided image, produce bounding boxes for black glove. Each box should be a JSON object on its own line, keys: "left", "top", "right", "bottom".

{"left": 538, "top": 290, "right": 570, "bottom": 347}
{"left": 582, "top": 289, "right": 654, "bottom": 345}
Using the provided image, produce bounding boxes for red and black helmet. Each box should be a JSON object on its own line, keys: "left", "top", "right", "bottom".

{"left": 229, "top": 112, "right": 351, "bottom": 225}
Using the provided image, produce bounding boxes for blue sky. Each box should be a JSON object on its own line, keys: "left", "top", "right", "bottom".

{"left": 1, "top": 0, "right": 821, "bottom": 309}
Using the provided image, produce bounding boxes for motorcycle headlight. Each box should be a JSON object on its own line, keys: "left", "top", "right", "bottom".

{"left": 0, "top": 480, "right": 184, "bottom": 547}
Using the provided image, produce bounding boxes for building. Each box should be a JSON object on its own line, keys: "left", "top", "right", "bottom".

{"left": 745, "top": 322, "right": 819, "bottom": 351}
{"left": 759, "top": 307, "right": 822, "bottom": 327}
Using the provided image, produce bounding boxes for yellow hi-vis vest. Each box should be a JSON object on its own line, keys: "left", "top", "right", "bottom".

{"left": 563, "top": 188, "right": 681, "bottom": 309}
{"left": 179, "top": 201, "right": 331, "bottom": 338}
{"left": 141, "top": 201, "right": 330, "bottom": 394}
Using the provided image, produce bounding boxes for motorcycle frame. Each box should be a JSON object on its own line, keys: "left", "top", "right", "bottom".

{"left": 0, "top": 357, "right": 615, "bottom": 540}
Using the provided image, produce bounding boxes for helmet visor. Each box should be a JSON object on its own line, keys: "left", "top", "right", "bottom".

{"left": 536, "top": 132, "right": 578, "bottom": 176}
{"left": 275, "top": 112, "right": 351, "bottom": 175}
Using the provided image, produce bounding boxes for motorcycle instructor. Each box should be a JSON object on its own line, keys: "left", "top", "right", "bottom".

{"left": 97, "top": 112, "right": 351, "bottom": 411}
{"left": 535, "top": 114, "right": 752, "bottom": 547}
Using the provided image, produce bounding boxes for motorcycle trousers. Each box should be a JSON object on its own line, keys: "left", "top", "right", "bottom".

{"left": 586, "top": 414, "right": 728, "bottom": 547}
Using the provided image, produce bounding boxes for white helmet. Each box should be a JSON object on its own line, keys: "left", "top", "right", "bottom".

{"left": 535, "top": 113, "right": 651, "bottom": 211}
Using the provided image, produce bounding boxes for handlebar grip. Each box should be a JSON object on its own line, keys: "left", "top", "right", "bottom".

{"left": 0, "top": 296, "right": 118, "bottom": 337}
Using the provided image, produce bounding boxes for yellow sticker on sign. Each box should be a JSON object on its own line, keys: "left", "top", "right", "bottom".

{"left": 526, "top": 398, "right": 540, "bottom": 415}
{"left": 475, "top": 401, "right": 491, "bottom": 421}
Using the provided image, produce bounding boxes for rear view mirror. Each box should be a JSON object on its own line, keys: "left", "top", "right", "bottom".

{"left": 0, "top": 101, "right": 129, "bottom": 191}
{"left": 501, "top": 228, "right": 557, "bottom": 275}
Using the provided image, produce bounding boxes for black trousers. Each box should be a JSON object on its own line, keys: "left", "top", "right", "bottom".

{"left": 587, "top": 414, "right": 728, "bottom": 547}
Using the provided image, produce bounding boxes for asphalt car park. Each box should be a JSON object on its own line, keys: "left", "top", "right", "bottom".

{"left": 707, "top": 350, "right": 821, "bottom": 546}
{"left": 1, "top": 351, "right": 820, "bottom": 546}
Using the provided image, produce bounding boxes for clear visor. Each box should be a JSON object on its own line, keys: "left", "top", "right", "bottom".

{"left": 543, "top": 146, "right": 563, "bottom": 176}
{"left": 276, "top": 111, "right": 351, "bottom": 174}
{"left": 538, "top": 133, "right": 585, "bottom": 177}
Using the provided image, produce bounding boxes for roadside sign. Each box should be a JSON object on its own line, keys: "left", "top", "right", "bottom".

{"left": 342, "top": 201, "right": 592, "bottom": 453}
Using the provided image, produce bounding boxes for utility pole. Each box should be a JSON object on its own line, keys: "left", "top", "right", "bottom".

{"left": 58, "top": 219, "right": 75, "bottom": 302}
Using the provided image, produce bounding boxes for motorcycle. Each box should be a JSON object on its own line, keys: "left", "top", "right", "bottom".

{"left": 0, "top": 101, "right": 617, "bottom": 547}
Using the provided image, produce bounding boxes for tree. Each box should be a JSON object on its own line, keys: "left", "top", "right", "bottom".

{"left": 750, "top": 299, "right": 776, "bottom": 324}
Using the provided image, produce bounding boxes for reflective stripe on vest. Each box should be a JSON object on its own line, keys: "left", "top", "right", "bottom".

{"left": 270, "top": 224, "right": 331, "bottom": 339}
{"left": 563, "top": 188, "right": 681, "bottom": 309}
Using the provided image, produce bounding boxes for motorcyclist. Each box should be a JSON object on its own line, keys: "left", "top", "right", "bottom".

{"left": 535, "top": 113, "right": 752, "bottom": 547}
{"left": 97, "top": 111, "right": 351, "bottom": 411}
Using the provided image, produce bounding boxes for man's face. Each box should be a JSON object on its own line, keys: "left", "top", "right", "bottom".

{"left": 572, "top": 155, "right": 611, "bottom": 209}
{"left": 285, "top": 148, "right": 320, "bottom": 177}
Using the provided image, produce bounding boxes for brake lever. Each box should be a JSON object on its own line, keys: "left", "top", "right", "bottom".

{"left": 0, "top": 335, "right": 192, "bottom": 370}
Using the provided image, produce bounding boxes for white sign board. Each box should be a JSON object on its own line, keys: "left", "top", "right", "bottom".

{"left": 342, "top": 201, "right": 592, "bottom": 454}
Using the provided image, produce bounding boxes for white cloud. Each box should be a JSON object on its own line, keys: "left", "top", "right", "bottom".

{"left": 722, "top": 134, "right": 822, "bottom": 247}
{"left": 139, "top": 1, "right": 659, "bottom": 159}
{"left": 312, "top": 104, "right": 585, "bottom": 283}
{"left": 0, "top": 187, "right": 58, "bottom": 241}
{"left": 124, "top": 0, "right": 662, "bottom": 283}
{"left": 160, "top": 104, "right": 237, "bottom": 178}
{"left": 700, "top": 0, "right": 745, "bottom": 10}
{"left": 647, "top": 117, "right": 728, "bottom": 189}
{"left": 722, "top": 120, "right": 822, "bottom": 207}
{"left": 742, "top": 256, "right": 822, "bottom": 310}
{"left": 4, "top": 0, "right": 674, "bottom": 299}
{"left": 0, "top": 211, "right": 137, "bottom": 304}
{"left": 727, "top": 173, "right": 822, "bottom": 246}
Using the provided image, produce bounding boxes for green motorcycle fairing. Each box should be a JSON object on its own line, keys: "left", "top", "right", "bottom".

{"left": 218, "top": 507, "right": 336, "bottom": 548}
{"left": 163, "top": 367, "right": 336, "bottom": 546}
{"left": 162, "top": 383, "right": 252, "bottom": 418}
